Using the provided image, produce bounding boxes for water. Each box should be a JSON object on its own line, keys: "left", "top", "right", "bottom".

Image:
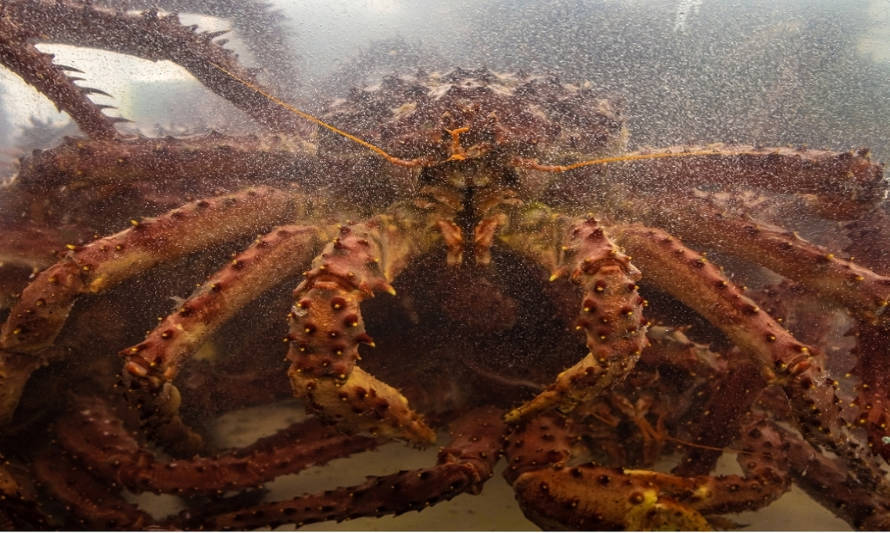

{"left": 0, "top": 0, "right": 888, "bottom": 530}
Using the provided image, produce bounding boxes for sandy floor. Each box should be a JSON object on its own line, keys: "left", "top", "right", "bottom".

{"left": 134, "top": 402, "right": 851, "bottom": 531}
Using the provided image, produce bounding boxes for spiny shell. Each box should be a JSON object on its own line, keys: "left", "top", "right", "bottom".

{"left": 319, "top": 68, "right": 627, "bottom": 162}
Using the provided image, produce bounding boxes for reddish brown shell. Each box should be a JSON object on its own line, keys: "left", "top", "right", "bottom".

{"left": 318, "top": 68, "right": 627, "bottom": 162}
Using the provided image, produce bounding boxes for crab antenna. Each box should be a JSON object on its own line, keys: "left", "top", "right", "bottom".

{"left": 204, "top": 60, "right": 422, "bottom": 168}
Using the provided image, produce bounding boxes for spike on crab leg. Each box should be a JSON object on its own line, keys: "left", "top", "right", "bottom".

{"left": 288, "top": 209, "right": 445, "bottom": 444}
{"left": 612, "top": 224, "right": 889, "bottom": 493}
{"left": 190, "top": 407, "right": 505, "bottom": 530}
{"left": 500, "top": 209, "right": 648, "bottom": 422}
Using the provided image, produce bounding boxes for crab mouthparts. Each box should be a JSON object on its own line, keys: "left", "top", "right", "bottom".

{"left": 444, "top": 126, "right": 471, "bottom": 161}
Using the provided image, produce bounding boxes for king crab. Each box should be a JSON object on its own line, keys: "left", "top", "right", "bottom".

{"left": 1, "top": 0, "right": 889, "bottom": 529}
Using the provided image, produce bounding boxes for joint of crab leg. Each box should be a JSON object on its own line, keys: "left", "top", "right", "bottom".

{"left": 122, "top": 380, "right": 204, "bottom": 457}
{"left": 287, "top": 220, "right": 405, "bottom": 379}
{"left": 505, "top": 217, "right": 648, "bottom": 422}
{"left": 503, "top": 413, "right": 578, "bottom": 484}
{"left": 4, "top": 0, "right": 304, "bottom": 134}
{"left": 437, "top": 406, "right": 506, "bottom": 489}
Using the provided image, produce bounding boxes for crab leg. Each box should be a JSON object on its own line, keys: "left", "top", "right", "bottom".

{"left": 601, "top": 144, "right": 884, "bottom": 218}
{"left": 775, "top": 423, "right": 890, "bottom": 530}
{"left": 0, "top": 457, "right": 45, "bottom": 530}
{"left": 0, "top": 187, "right": 297, "bottom": 423}
{"left": 123, "top": 224, "right": 326, "bottom": 384}
{"left": 32, "top": 450, "right": 154, "bottom": 530}
{"left": 14, "top": 135, "right": 316, "bottom": 192}
{"left": 674, "top": 356, "right": 767, "bottom": 476}
{"left": 4, "top": 0, "right": 304, "bottom": 133}
{"left": 505, "top": 412, "right": 789, "bottom": 530}
{"left": 176, "top": 359, "right": 295, "bottom": 419}
{"left": 2, "top": 186, "right": 296, "bottom": 353}
{"left": 99, "top": 0, "right": 302, "bottom": 89}
{"left": 845, "top": 204, "right": 890, "bottom": 275}
{"left": 190, "top": 406, "right": 505, "bottom": 530}
{"left": 498, "top": 208, "right": 648, "bottom": 422}
{"left": 0, "top": 351, "right": 45, "bottom": 427}
{"left": 0, "top": 10, "right": 118, "bottom": 139}
{"left": 623, "top": 192, "right": 890, "bottom": 322}
{"left": 641, "top": 326, "right": 769, "bottom": 477}
{"left": 0, "top": 223, "right": 69, "bottom": 272}
{"left": 121, "top": 223, "right": 328, "bottom": 453}
{"left": 287, "top": 207, "right": 447, "bottom": 444}
{"left": 612, "top": 224, "right": 889, "bottom": 492}
{"left": 55, "top": 396, "right": 379, "bottom": 495}
{"left": 836, "top": 206, "right": 890, "bottom": 460}
{"left": 750, "top": 281, "right": 840, "bottom": 349}
{"left": 849, "top": 322, "right": 890, "bottom": 460}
